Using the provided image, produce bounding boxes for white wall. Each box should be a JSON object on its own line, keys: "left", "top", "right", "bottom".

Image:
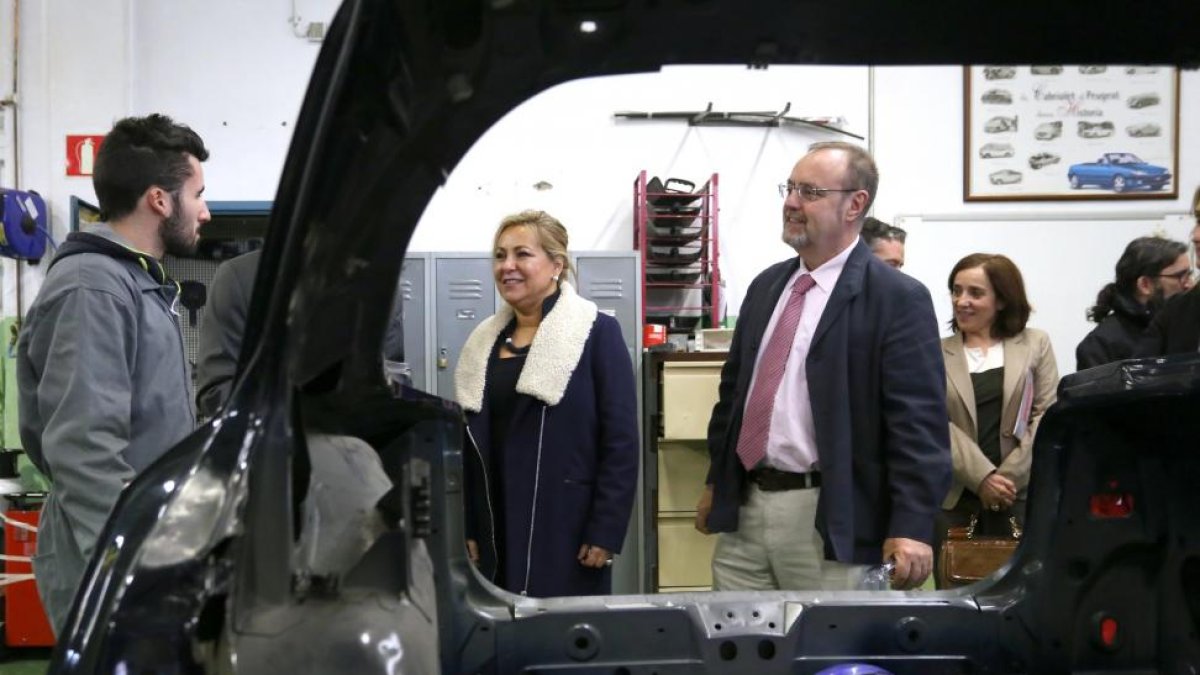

{"left": 12, "top": 0, "right": 331, "bottom": 313}
{"left": 412, "top": 65, "right": 870, "bottom": 314}
{"left": 6, "top": 0, "right": 133, "bottom": 315}
{"left": 873, "top": 67, "right": 1200, "bottom": 375}
{"left": 0, "top": 0, "right": 14, "bottom": 188}
{"left": 415, "top": 64, "right": 1198, "bottom": 376}
{"left": 13, "top": 3, "right": 1199, "bottom": 375}
{"left": 128, "top": 0, "right": 332, "bottom": 200}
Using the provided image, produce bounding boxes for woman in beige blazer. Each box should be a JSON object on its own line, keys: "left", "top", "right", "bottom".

{"left": 938, "top": 254, "right": 1059, "bottom": 561}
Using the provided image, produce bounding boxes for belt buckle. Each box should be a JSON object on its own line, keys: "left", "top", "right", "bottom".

{"left": 750, "top": 469, "right": 771, "bottom": 490}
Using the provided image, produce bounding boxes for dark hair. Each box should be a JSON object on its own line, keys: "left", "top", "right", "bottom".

{"left": 947, "top": 253, "right": 1031, "bottom": 338}
{"left": 861, "top": 217, "right": 907, "bottom": 246}
{"left": 1087, "top": 236, "right": 1187, "bottom": 322}
{"left": 93, "top": 114, "right": 209, "bottom": 222}
{"left": 807, "top": 141, "right": 879, "bottom": 214}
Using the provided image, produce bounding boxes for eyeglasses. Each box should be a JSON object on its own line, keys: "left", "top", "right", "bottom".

{"left": 778, "top": 182, "right": 858, "bottom": 202}
{"left": 1159, "top": 268, "right": 1194, "bottom": 284}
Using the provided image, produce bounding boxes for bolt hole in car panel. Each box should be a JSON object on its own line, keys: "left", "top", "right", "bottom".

{"left": 49, "top": 0, "right": 1200, "bottom": 673}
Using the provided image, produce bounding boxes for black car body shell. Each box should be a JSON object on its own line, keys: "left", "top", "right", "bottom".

{"left": 49, "top": 1, "right": 1200, "bottom": 673}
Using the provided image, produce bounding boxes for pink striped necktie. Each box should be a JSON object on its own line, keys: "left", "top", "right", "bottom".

{"left": 735, "top": 273, "right": 816, "bottom": 471}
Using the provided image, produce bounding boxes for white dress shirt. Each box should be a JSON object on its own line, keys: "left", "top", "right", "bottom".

{"left": 745, "top": 238, "right": 858, "bottom": 473}
{"left": 964, "top": 342, "right": 1004, "bottom": 373}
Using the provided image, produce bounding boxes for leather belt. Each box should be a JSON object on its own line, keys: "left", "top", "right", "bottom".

{"left": 747, "top": 467, "right": 822, "bottom": 491}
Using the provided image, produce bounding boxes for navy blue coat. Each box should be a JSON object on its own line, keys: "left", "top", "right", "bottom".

{"left": 457, "top": 286, "right": 638, "bottom": 596}
{"left": 705, "top": 241, "right": 951, "bottom": 564}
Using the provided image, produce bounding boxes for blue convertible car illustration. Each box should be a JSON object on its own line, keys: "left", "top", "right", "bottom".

{"left": 1067, "top": 152, "right": 1172, "bottom": 192}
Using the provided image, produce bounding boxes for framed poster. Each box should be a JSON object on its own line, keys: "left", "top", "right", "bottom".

{"left": 964, "top": 66, "right": 1179, "bottom": 201}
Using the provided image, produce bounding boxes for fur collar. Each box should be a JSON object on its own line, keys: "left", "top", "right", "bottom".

{"left": 455, "top": 282, "right": 598, "bottom": 411}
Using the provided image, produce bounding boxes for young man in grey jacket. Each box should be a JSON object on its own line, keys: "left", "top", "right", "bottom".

{"left": 17, "top": 114, "right": 210, "bottom": 634}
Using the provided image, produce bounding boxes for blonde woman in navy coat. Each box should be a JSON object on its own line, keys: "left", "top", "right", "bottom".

{"left": 456, "top": 210, "right": 639, "bottom": 597}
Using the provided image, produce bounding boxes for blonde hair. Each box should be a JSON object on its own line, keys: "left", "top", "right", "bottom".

{"left": 493, "top": 210, "right": 574, "bottom": 286}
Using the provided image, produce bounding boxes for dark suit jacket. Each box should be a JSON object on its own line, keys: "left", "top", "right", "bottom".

{"left": 196, "top": 250, "right": 261, "bottom": 418}
{"left": 705, "top": 240, "right": 951, "bottom": 564}
{"left": 1135, "top": 286, "right": 1200, "bottom": 357}
{"left": 196, "top": 249, "right": 407, "bottom": 417}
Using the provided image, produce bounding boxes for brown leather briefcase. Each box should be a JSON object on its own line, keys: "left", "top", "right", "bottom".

{"left": 937, "top": 513, "right": 1021, "bottom": 588}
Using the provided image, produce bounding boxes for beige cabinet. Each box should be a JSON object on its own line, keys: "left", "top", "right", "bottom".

{"left": 644, "top": 352, "right": 726, "bottom": 592}
{"left": 657, "top": 442, "right": 709, "bottom": 513}
{"left": 661, "top": 361, "right": 723, "bottom": 439}
{"left": 656, "top": 516, "right": 719, "bottom": 587}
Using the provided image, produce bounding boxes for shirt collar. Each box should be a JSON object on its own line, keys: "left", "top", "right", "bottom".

{"left": 796, "top": 236, "right": 859, "bottom": 293}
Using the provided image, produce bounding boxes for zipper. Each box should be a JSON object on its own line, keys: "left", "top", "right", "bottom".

{"left": 465, "top": 426, "right": 498, "bottom": 582}
{"left": 173, "top": 306, "right": 194, "bottom": 425}
{"left": 157, "top": 284, "right": 195, "bottom": 427}
{"left": 521, "top": 405, "right": 548, "bottom": 595}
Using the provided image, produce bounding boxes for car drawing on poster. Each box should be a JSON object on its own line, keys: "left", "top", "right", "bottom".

{"left": 1028, "top": 152, "right": 1061, "bottom": 170}
{"left": 1078, "top": 120, "right": 1115, "bottom": 138}
{"left": 1127, "top": 92, "right": 1160, "bottom": 108}
{"left": 1123, "top": 123, "right": 1161, "bottom": 137}
{"left": 984, "top": 115, "right": 1018, "bottom": 132}
{"left": 1035, "top": 120, "right": 1063, "bottom": 140}
{"left": 989, "top": 169, "right": 1023, "bottom": 185}
{"left": 980, "top": 88, "right": 1013, "bottom": 104}
{"left": 1030, "top": 65, "right": 1063, "bottom": 75}
{"left": 1127, "top": 122, "right": 1162, "bottom": 137}
{"left": 1125, "top": 66, "right": 1160, "bottom": 75}
{"left": 979, "top": 142, "right": 1015, "bottom": 158}
{"left": 983, "top": 66, "right": 1016, "bottom": 80}
{"left": 1067, "top": 152, "right": 1172, "bottom": 192}
{"left": 1078, "top": 65, "right": 1107, "bottom": 74}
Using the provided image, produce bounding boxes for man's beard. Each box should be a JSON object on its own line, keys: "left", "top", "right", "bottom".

{"left": 782, "top": 212, "right": 808, "bottom": 250}
{"left": 782, "top": 229, "right": 808, "bottom": 250}
{"left": 159, "top": 192, "right": 197, "bottom": 257}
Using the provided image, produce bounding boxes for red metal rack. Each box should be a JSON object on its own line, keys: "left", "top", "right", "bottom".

{"left": 632, "top": 171, "right": 720, "bottom": 333}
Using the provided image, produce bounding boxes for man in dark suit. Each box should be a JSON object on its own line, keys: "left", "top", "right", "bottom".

{"left": 195, "top": 249, "right": 261, "bottom": 419}
{"left": 695, "top": 142, "right": 951, "bottom": 591}
{"left": 196, "top": 249, "right": 408, "bottom": 418}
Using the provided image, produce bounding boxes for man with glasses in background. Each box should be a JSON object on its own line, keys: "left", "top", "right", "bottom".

{"left": 861, "top": 217, "right": 907, "bottom": 270}
{"left": 695, "top": 142, "right": 950, "bottom": 591}
{"left": 1077, "top": 237, "right": 1192, "bottom": 370}
{"left": 1138, "top": 186, "right": 1200, "bottom": 357}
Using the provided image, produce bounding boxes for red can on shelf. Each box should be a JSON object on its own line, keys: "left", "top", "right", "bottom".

{"left": 643, "top": 323, "right": 667, "bottom": 347}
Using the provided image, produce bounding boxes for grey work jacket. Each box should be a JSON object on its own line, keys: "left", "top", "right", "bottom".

{"left": 16, "top": 226, "right": 194, "bottom": 632}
